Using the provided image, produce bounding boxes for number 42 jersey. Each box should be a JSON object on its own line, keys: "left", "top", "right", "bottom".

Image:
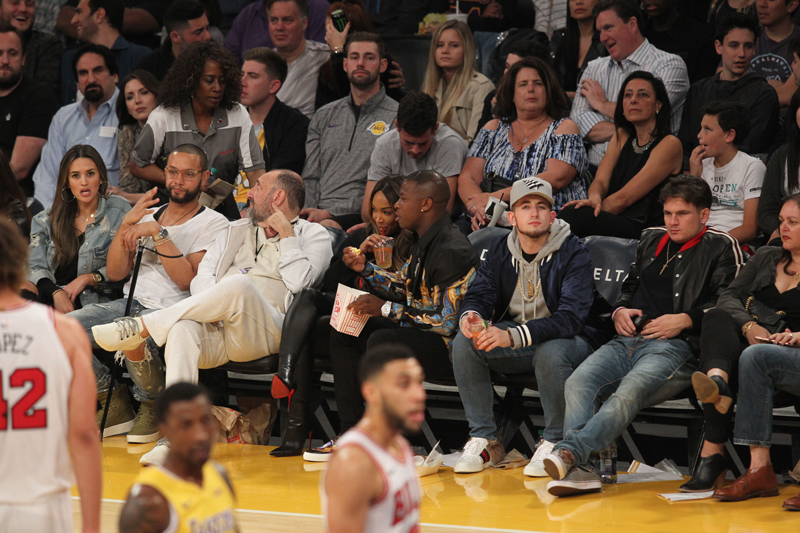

{"left": 0, "top": 302, "right": 73, "bottom": 504}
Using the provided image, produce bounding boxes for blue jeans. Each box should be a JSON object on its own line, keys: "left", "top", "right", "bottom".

{"left": 558, "top": 335, "right": 696, "bottom": 466}
{"left": 452, "top": 321, "right": 593, "bottom": 442}
{"left": 67, "top": 298, "right": 165, "bottom": 402}
{"left": 734, "top": 344, "right": 800, "bottom": 447}
{"left": 473, "top": 31, "right": 501, "bottom": 77}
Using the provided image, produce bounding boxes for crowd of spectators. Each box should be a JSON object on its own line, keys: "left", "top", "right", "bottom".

{"left": 6, "top": 0, "right": 800, "bottom": 509}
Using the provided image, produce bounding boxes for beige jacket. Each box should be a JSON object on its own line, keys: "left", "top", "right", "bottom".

{"left": 435, "top": 72, "right": 495, "bottom": 143}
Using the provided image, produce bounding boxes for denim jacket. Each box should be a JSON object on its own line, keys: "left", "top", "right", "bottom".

{"left": 28, "top": 194, "right": 131, "bottom": 305}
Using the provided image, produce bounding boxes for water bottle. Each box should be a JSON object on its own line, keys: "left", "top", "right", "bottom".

{"left": 599, "top": 441, "right": 618, "bottom": 484}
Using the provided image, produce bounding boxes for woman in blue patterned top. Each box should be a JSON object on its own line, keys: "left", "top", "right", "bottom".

{"left": 458, "top": 57, "right": 589, "bottom": 232}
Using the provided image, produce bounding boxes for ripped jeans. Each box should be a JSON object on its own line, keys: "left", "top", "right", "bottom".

{"left": 67, "top": 298, "right": 165, "bottom": 402}
{"left": 556, "top": 335, "right": 696, "bottom": 467}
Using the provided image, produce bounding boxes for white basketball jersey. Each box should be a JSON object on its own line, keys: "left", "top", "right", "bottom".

{"left": 322, "top": 427, "right": 421, "bottom": 533}
{"left": 0, "top": 302, "right": 73, "bottom": 504}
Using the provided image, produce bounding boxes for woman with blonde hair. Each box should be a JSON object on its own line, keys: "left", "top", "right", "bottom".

{"left": 422, "top": 20, "right": 494, "bottom": 143}
{"left": 24, "top": 145, "right": 130, "bottom": 313}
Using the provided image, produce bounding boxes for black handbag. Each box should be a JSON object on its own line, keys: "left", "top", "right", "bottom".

{"left": 481, "top": 172, "right": 514, "bottom": 193}
{"left": 745, "top": 296, "right": 788, "bottom": 334}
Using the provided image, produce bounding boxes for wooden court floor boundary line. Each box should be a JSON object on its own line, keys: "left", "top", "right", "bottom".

{"left": 72, "top": 497, "right": 550, "bottom": 533}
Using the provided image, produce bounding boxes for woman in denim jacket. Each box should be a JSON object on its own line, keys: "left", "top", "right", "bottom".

{"left": 24, "top": 145, "right": 131, "bottom": 313}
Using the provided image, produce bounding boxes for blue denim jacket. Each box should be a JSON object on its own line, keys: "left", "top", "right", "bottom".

{"left": 28, "top": 194, "right": 131, "bottom": 305}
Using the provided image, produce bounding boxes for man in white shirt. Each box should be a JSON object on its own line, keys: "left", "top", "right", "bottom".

{"left": 93, "top": 168, "right": 333, "bottom": 465}
{"left": 361, "top": 91, "right": 467, "bottom": 222}
{"left": 270, "top": 0, "right": 328, "bottom": 117}
{"left": 570, "top": 0, "right": 689, "bottom": 167}
{"left": 67, "top": 144, "right": 229, "bottom": 444}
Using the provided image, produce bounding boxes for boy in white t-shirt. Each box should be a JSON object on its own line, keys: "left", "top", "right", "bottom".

{"left": 690, "top": 101, "right": 765, "bottom": 244}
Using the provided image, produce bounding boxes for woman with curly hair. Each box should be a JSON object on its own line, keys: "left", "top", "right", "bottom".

{"left": 129, "top": 41, "right": 265, "bottom": 220}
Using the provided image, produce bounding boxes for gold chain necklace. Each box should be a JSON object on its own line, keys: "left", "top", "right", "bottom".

{"left": 519, "top": 262, "right": 542, "bottom": 302}
{"left": 659, "top": 241, "right": 679, "bottom": 275}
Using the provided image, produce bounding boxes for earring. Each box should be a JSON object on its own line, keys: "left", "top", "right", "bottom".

{"left": 656, "top": 109, "right": 660, "bottom": 115}
{"left": 420, "top": 209, "right": 425, "bottom": 212}
{"left": 60, "top": 188, "right": 75, "bottom": 202}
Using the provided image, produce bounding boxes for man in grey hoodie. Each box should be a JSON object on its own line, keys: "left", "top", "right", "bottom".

{"left": 451, "top": 177, "right": 599, "bottom": 476}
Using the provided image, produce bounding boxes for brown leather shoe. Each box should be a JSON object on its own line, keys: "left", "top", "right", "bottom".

{"left": 783, "top": 491, "right": 800, "bottom": 510}
{"left": 713, "top": 464, "right": 779, "bottom": 501}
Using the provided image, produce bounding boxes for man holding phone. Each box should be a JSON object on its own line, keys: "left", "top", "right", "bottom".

{"left": 544, "top": 176, "right": 744, "bottom": 496}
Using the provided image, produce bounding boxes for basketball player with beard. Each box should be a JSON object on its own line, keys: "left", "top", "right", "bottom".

{"left": 323, "top": 344, "right": 424, "bottom": 533}
{"left": 67, "top": 143, "right": 229, "bottom": 446}
{"left": 92, "top": 168, "right": 332, "bottom": 465}
{"left": 0, "top": 216, "right": 101, "bottom": 533}
{"left": 451, "top": 177, "right": 600, "bottom": 477}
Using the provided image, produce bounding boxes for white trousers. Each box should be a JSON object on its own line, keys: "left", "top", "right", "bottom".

{"left": 142, "top": 275, "right": 284, "bottom": 386}
{"left": 0, "top": 491, "right": 72, "bottom": 533}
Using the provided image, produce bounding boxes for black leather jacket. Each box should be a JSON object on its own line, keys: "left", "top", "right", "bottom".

{"left": 615, "top": 226, "right": 745, "bottom": 352}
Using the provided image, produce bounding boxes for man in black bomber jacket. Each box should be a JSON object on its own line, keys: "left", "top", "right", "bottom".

{"left": 544, "top": 176, "right": 745, "bottom": 497}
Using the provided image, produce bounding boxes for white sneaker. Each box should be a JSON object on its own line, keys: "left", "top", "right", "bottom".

{"left": 140, "top": 438, "right": 170, "bottom": 466}
{"left": 92, "top": 317, "right": 146, "bottom": 352}
{"left": 546, "top": 467, "right": 602, "bottom": 497}
{"left": 525, "top": 439, "right": 556, "bottom": 477}
{"left": 454, "top": 437, "right": 501, "bottom": 474}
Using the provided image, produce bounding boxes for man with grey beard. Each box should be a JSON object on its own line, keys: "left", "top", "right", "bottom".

{"left": 91, "top": 168, "right": 332, "bottom": 465}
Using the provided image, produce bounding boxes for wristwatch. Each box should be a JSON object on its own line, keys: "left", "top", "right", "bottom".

{"left": 153, "top": 227, "right": 169, "bottom": 243}
{"left": 381, "top": 301, "right": 392, "bottom": 318}
{"left": 92, "top": 272, "right": 103, "bottom": 285}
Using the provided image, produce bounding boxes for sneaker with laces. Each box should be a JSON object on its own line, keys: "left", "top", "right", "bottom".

{"left": 546, "top": 466, "right": 602, "bottom": 497}
{"left": 92, "top": 317, "right": 146, "bottom": 352}
{"left": 127, "top": 401, "right": 159, "bottom": 444}
{"left": 96, "top": 386, "right": 135, "bottom": 437}
{"left": 525, "top": 439, "right": 556, "bottom": 477}
{"left": 454, "top": 437, "right": 505, "bottom": 474}
{"left": 543, "top": 447, "right": 575, "bottom": 481}
{"left": 303, "top": 438, "right": 338, "bottom": 462}
{"left": 140, "top": 438, "right": 170, "bottom": 466}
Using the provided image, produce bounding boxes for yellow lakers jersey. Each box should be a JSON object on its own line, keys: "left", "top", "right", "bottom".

{"left": 133, "top": 461, "right": 237, "bottom": 533}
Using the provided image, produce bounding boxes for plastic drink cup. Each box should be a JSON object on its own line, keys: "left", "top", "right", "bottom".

{"left": 470, "top": 319, "right": 489, "bottom": 349}
{"left": 375, "top": 237, "right": 394, "bottom": 270}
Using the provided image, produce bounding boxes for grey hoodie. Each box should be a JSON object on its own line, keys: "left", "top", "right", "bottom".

{"left": 507, "top": 218, "right": 571, "bottom": 348}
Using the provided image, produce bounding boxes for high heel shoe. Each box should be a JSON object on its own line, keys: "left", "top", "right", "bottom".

{"left": 679, "top": 453, "right": 727, "bottom": 492}
{"left": 270, "top": 399, "right": 311, "bottom": 457}
{"left": 692, "top": 372, "right": 733, "bottom": 414}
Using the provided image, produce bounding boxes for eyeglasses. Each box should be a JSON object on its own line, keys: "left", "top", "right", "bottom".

{"left": 165, "top": 167, "right": 202, "bottom": 180}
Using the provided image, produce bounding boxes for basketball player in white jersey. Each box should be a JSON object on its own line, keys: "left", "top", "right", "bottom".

{"left": 322, "top": 344, "right": 424, "bottom": 533}
{"left": 0, "top": 217, "right": 101, "bottom": 533}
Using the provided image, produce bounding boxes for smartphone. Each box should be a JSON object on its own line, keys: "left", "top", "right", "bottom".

{"left": 754, "top": 336, "right": 773, "bottom": 343}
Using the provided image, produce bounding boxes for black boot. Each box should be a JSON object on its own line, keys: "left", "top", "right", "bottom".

{"left": 680, "top": 454, "right": 727, "bottom": 492}
{"left": 270, "top": 398, "right": 310, "bottom": 457}
{"left": 692, "top": 372, "right": 734, "bottom": 413}
{"left": 273, "top": 289, "right": 330, "bottom": 398}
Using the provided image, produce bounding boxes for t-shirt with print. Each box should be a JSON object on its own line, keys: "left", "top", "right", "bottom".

{"left": 367, "top": 123, "right": 468, "bottom": 181}
{"left": 702, "top": 151, "right": 765, "bottom": 233}
{"left": 751, "top": 25, "right": 800, "bottom": 82}
{"left": 124, "top": 206, "right": 229, "bottom": 309}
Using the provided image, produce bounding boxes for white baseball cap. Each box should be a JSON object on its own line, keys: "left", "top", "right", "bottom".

{"left": 510, "top": 177, "right": 554, "bottom": 208}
